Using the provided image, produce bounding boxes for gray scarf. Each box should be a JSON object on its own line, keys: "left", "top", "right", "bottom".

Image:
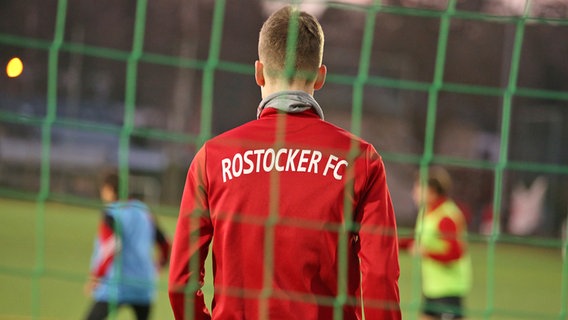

{"left": 257, "top": 91, "right": 324, "bottom": 120}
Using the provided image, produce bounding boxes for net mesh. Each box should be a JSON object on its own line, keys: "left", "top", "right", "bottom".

{"left": 1, "top": 0, "right": 568, "bottom": 319}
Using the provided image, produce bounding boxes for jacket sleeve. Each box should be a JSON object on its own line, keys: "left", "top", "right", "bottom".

{"left": 355, "top": 146, "right": 401, "bottom": 319}
{"left": 169, "top": 146, "right": 213, "bottom": 320}
{"left": 92, "top": 213, "right": 119, "bottom": 278}
{"left": 154, "top": 222, "right": 171, "bottom": 268}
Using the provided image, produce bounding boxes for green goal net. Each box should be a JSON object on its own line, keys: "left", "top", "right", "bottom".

{"left": 1, "top": 0, "right": 568, "bottom": 319}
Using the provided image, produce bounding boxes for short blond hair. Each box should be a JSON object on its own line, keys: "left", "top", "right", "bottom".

{"left": 258, "top": 6, "right": 324, "bottom": 81}
{"left": 427, "top": 166, "right": 452, "bottom": 196}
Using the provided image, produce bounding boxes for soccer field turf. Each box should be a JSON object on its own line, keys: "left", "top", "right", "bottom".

{"left": 0, "top": 198, "right": 564, "bottom": 319}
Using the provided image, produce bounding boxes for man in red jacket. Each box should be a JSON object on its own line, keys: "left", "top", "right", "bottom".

{"left": 169, "top": 5, "right": 401, "bottom": 319}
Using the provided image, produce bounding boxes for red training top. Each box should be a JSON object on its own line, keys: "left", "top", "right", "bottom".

{"left": 169, "top": 106, "right": 401, "bottom": 320}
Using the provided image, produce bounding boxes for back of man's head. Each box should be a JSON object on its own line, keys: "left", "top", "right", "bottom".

{"left": 258, "top": 6, "right": 324, "bottom": 81}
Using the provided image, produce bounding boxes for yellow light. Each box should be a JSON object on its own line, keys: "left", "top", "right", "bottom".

{"left": 6, "top": 57, "right": 24, "bottom": 78}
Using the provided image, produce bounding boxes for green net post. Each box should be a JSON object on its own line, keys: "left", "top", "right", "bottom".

{"left": 341, "top": 2, "right": 381, "bottom": 319}
{"left": 559, "top": 230, "right": 568, "bottom": 319}
{"left": 118, "top": 0, "right": 148, "bottom": 201}
{"left": 484, "top": 2, "right": 529, "bottom": 319}
{"left": 32, "top": 0, "right": 68, "bottom": 318}
{"left": 185, "top": 1, "right": 226, "bottom": 318}
{"left": 410, "top": 1, "right": 457, "bottom": 319}
{"left": 351, "top": 0, "right": 381, "bottom": 138}
{"left": 198, "top": 0, "right": 226, "bottom": 147}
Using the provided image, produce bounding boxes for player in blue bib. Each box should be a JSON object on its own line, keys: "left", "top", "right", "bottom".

{"left": 84, "top": 173, "right": 170, "bottom": 320}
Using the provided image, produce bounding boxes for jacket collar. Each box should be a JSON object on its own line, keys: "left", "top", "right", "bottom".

{"left": 257, "top": 90, "right": 324, "bottom": 120}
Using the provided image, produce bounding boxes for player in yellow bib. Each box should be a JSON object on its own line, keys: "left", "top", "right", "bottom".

{"left": 412, "top": 167, "right": 472, "bottom": 319}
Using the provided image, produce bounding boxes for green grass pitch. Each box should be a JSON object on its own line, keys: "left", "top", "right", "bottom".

{"left": 0, "top": 198, "right": 564, "bottom": 319}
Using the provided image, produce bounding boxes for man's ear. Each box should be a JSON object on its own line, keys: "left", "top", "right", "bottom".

{"left": 313, "top": 64, "right": 327, "bottom": 91}
{"left": 255, "top": 60, "right": 265, "bottom": 87}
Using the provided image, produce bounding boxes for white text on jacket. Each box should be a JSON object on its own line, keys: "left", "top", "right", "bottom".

{"left": 221, "top": 148, "right": 349, "bottom": 182}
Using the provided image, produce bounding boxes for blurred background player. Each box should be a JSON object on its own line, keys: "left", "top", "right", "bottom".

{"left": 84, "top": 172, "right": 171, "bottom": 320}
{"left": 410, "top": 167, "right": 472, "bottom": 320}
{"left": 169, "top": 5, "right": 400, "bottom": 320}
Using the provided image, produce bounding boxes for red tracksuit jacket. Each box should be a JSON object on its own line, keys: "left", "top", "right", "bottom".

{"left": 169, "top": 103, "right": 401, "bottom": 319}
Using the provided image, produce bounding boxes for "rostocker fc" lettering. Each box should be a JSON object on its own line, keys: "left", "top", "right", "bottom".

{"left": 221, "top": 148, "right": 348, "bottom": 182}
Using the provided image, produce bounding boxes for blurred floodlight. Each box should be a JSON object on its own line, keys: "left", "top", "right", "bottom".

{"left": 6, "top": 57, "right": 24, "bottom": 78}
